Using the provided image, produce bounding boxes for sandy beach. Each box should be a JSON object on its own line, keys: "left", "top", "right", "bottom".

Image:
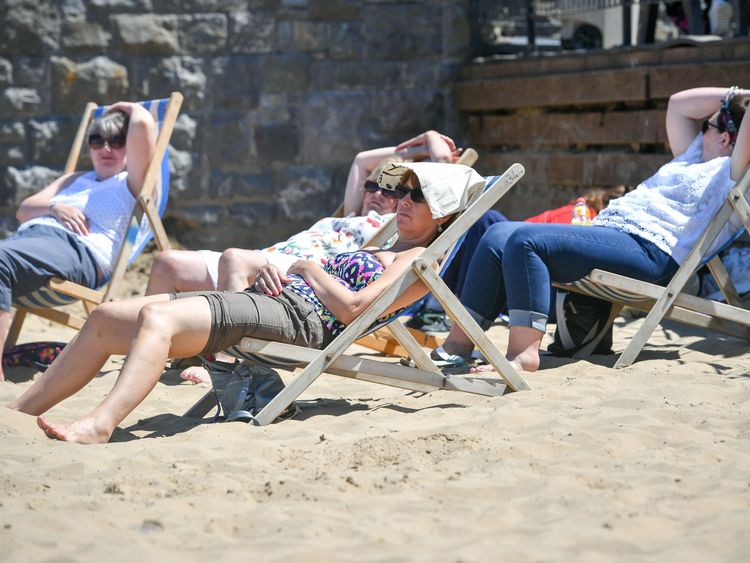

{"left": 1, "top": 252, "right": 749, "bottom": 562}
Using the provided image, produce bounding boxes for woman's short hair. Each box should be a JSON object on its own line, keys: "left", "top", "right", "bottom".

{"left": 88, "top": 110, "right": 128, "bottom": 140}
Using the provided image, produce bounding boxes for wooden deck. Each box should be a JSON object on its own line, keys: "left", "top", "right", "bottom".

{"left": 455, "top": 37, "right": 750, "bottom": 219}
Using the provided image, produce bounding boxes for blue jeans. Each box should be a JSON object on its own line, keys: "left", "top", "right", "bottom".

{"left": 460, "top": 222, "right": 679, "bottom": 332}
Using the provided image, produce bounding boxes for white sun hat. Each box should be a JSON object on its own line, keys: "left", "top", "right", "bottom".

{"left": 376, "top": 161, "right": 486, "bottom": 219}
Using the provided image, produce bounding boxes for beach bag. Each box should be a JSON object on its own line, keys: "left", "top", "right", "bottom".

{"left": 202, "top": 359, "right": 286, "bottom": 423}
{"left": 2, "top": 341, "right": 66, "bottom": 369}
{"left": 547, "top": 291, "right": 614, "bottom": 357}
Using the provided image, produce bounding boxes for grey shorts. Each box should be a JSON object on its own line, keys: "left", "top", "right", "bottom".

{"left": 170, "top": 287, "right": 334, "bottom": 355}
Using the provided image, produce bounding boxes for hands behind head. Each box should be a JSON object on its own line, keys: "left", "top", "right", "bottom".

{"left": 395, "top": 130, "right": 463, "bottom": 163}
{"left": 254, "top": 263, "right": 290, "bottom": 296}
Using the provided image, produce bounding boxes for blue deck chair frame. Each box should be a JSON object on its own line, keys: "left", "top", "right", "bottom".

{"left": 184, "top": 165, "right": 531, "bottom": 424}
{"left": 8, "top": 92, "right": 183, "bottom": 346}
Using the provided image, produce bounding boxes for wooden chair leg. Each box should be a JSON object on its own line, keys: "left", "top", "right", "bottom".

{"left": 6, "top": 309, "right": 26, "bottom": 348}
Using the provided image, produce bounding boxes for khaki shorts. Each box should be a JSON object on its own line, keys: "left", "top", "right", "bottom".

{"left": 171, "top": 288, "right": 333, "bottom": 355}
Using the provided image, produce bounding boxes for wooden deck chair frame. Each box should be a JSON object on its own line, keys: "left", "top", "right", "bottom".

{"left": 184, "top": 163, "right": 530, "bottom": 426}
{"left": 352, "top": 148, "right": 480, "bottom": 356}
{"left": 7, "top": 92, "right": 183, "bottom": 346}
{"left": 554, "top": 163, "right": 750, "bottom": 368}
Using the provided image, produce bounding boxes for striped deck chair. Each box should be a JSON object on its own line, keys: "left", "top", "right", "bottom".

{"left": 184, "top": 164, "right": 530, "bottom": 425}
{"left": 554, "top": 163, "right": 750, "bottom": 368}
{"left": 8, "top": 92, "right": 183, "bottom": 346}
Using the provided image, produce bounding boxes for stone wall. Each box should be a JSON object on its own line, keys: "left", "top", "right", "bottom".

{"left": 0, "top": 0, "right": 471, "bottom": 249}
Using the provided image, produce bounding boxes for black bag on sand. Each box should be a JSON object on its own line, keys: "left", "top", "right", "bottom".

{"left": 202, "top": 359, "right": 287, "bottom": 423}
{"left": 547, "top": 291, "right": 615, "bottom": 358}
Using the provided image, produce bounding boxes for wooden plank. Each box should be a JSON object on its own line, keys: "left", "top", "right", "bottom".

{"left": 455, "top": 68, "right": 648, "bottom": 111}
{"left": 706, "top": 256, "right": 743, "bottom": 308}
{"left": 649, "top": 62, "right": 750, "bottom": 99}
{"left": 48, "top": 278, "right": 104, "bottom": 304}
{"left": 469, "top": 110, "right": 667, "bottom": 148}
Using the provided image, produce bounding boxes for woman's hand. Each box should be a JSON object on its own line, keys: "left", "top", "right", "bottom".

{"left": 50, "top": 202, "right": 91, "bottom": 236}
{"left": 287, "top": 259, "right": 319, "bottom": 278}
{"left": 254, "top": 263, "right": 290, "bottom": 296}
{"left": 395, "top": 130, "right": 462, "bottom": 162}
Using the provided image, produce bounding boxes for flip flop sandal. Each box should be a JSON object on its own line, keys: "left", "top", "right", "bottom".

{"left": 400, "top": 346, "right": 475, "bottom": 374}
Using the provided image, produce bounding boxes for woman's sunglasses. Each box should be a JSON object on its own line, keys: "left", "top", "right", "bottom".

{"left": 363, "top": 180, "right": 399, "bottom": 199}
{"left": 701, "top": 119, "right": 723, "bottom": 135}
{"left": 394, "top": 184, "right": 426, "bottom": 204}
{"left": 88, "top": 133, "right": 126, "bottom": 150}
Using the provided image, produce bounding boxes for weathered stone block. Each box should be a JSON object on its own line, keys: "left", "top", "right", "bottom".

{"left": 301, "top": 92, "right": 369, "bottom": 163}
{"left": 363, "top": 4, "right": 441, "bottom": 60}
{"left": 208, "top": 170, "right": 274, "bottom": 199}
{"left": 0, "top": 0, "right": 60, "bottom": 55}
{"left": 261, "top": 54, "right": 310, "bottom": 93}
{"left": 168, "top": 150, "right": 204, "bottom": 199}
{"left": 310, "top": 0, "right": 360, "bottom": 20}
{"left": 249, "top": 0, "right": 281, "bottom": 10}
{"left": 444, "top": 4, "right": 471, "bottom": 59}
{"left": 278, "top": 21, "right": 328, "bottom": 52}
{"left": 369, "top": 88, "right": 446, "bottom": 138}
{"left": 310, "top": 60, "right": 401, "bottom": 90}
{"left": 178, "top": 14, "right": 228, "bottom": 55}
{"left": 61, "top": 0, "right": 87, "bottom": 20}
{"left": 168, "top": 146, "right": 193, "bottom": 180}
{"left": 0, "top": 122, "right": 25, "bottom": 144}
{"left": 329, "top": 22, "right": 364, "bottom": 61}
{"left": 254, "top": 93, "right": 292, "bottom": 126}
{"left": 228, "top": 11, "right": 276, "bottom": 54}
{"left": 0, "top": 88, "right": 44, "bottom": 119}
{"left": 210, "top": 57, "right": 261, "bottom": 113}
{"left": 154, "top": 0, "right": 246, "bottom": 11}
{"left": 0, "top": 145, "right": 26, "bottom": 167}
{"left": 29, "top": 118, "right": 79, "bottom": 165}
{"left": 255, "top": 124, "right": 299, "bottom": 162}
{"left": 113, "top": 15, "right": 179, "bottom": 55}
{"left": 0, "top": 123, "right": 27, "bottom": 165}
{"left": 171, "top": 113, "right": 198, "bottom": 151}
{"left": 140, "top": 57, "right": 206, "bottom": 113}
{"left": 51, "top": 57, "right": 129, "bottom": 114}
{"left": 276, "top": 164, "right": 337, "bottom": 223}
{"left": 281, "top": 0, "right": 307, "bottom": 8}
{"left": 62, "top": 20, "right": 111, "bottom": 52}
{"left": 5, "top": 165, "right": 61, "bottom": 205}
{"left": 0, "top": 59, "right": 12, "bottom": 88}
{"left": 88, "top": 0, "right": 153, "bottom": 17}
{"left": 226, "top": 201, "right": 278, "bottom": 246}
{"left": 206, "top": 116, "right": 258, "bottom": 174}
{"left": 13, "top": 58, "right": 48, "bottom": 89}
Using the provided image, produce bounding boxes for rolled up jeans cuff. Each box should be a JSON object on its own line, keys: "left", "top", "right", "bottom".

{"left": 508, "top": 309, "right": 548, "bottom": 332}
{"left": 464, "top": 305, "right": 496, "bottom": 331}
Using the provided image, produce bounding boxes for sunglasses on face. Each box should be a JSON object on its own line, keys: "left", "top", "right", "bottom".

{"left": 701, "top": 119, "right": 723, "bottom": 135}
{"left": 363, "top": 180, "right": 399, "bottom": 199}
{"left": 88, "top": 133, "right": 126, "bottom": 150}
{"left": 394, "top": 184, "right": 427, "bottom": 203}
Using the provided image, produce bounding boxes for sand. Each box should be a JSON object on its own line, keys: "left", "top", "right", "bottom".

{"left": 1, "top": 253, "right": 749, "bottom": 562}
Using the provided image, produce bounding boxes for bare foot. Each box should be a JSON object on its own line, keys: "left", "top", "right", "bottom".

{"left": 180, "top": 365, "right": 210, "bottom": 385}
{"left": 37, "top": 414, "right": 111, "bottom": 444}
{"left": 469, "top": 364, "right": 497, "bottom": 374}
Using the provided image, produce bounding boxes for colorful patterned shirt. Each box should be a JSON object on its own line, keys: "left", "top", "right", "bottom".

{"left": 285, "top": 250, "right": 402, "bottom": 336}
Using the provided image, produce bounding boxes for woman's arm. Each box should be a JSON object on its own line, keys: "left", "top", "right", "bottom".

{"left": 731, "top": 96, "right": 750, "bottom": 181}
{"left": 288, "top": 248, "right": 431, "bottom": 326}
{"left": 107, "top": 102, "right": 157, "bottom": 198}
{"left": 342, "top": 131, "right": 461, "bottom": 216}
{"left": 15, "top": 172, "right": 85, "bottom": 225}
{"left": 666, "top": 87, "right": 734, "bottom": 157}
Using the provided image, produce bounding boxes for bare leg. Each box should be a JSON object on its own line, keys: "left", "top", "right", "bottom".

{"left": 0, "top": 309, "right": 10, "bottom": 382}
{"left": 441, "top": 322, "right": 543, "bottom": 372}
{"left": 145, "top": 249, "right": 215, "bottom": 295}
{"left": 506, "top": 326, "right": 544, "bottom": 372}
{"left": 33, "top": 295, "right": 213, "bottom": 444}
{"left": 217, "top": 248, "right": 267, "bottom": 291}
{"left": 9, "top": 294, "right": 172, "bottom": 415}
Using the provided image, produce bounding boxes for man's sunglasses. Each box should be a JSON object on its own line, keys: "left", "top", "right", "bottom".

{"left": 364, "top": 180, "right": 399, "bottom": 199}
{"left": 701, "top": 119, "right": 723, "bottom": 135}
{"left": 88, "top": 133, "right": 126, "bottom": 150}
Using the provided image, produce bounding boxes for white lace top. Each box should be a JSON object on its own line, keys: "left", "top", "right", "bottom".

{"left": 594, "top": 134, "right": 740, "bottom": 264}
{"left": 19, "top": 171, "right": 135, "bottom": 276}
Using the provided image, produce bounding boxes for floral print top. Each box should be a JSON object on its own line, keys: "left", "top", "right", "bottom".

{"left": 263, "top": 211, "right": 391, "bottom": 266}
{"left": 285, "top": 250, "right": 402, "bottom": 336}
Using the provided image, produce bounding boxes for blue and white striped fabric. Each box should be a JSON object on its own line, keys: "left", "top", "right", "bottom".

{"left": 13, "top": 97, "right": 172, "bottom": 309}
